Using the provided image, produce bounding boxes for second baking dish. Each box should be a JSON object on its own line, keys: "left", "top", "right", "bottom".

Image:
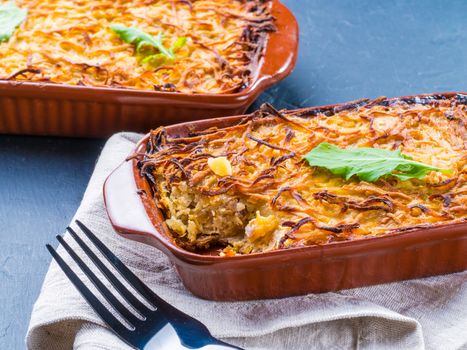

{"left": 0, "top": 0, "right": 298, "bottom": 137}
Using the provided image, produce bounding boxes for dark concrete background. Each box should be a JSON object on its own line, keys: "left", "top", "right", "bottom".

{"left": 1, "top": 0, "right": 466, "bottom": 348}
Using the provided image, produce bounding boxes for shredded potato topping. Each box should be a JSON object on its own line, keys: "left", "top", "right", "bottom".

{"left": 0, "top": 0, "right": 274, "bottom": 93}
{"left": 139, "top": 95, "right": 467, "bottom": 255}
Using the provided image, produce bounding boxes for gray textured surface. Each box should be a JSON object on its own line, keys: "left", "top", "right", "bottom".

{"left": 1, "top": 0, "right": 466, "bottom": 348}
{"left": 0, "top": 137, "right": 104, "bottom": 349}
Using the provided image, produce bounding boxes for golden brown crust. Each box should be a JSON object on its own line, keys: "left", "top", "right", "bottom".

{"left": 139, "top": 95, "right": 467, "bottom": 254}
{"left": 0, "top": 0, "right": 274, "bottom": 93}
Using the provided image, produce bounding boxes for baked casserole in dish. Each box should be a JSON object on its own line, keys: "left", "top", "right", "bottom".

{"left": 104, "top": 93, "right": 467, "bottom": 300}
{"left": 138, "top": 94, "right": 466, "bottom": 255}
{"left": 1, "top": 0, "right": 274, "bottom": 93}
{"left": 0, "top": 0, "right": 298, "bottom": 136}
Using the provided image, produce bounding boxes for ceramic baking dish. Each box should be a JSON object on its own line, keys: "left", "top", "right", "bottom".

{"left": 104, "top": 92, "right": 467, "bottom": 301}
{"left": 0, "top": 0, "right": 298, "bottom": 138}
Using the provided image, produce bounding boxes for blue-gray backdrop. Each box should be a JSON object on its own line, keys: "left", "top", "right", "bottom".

{"left": 1, "top": 0, "right": 466, "bottom": 348}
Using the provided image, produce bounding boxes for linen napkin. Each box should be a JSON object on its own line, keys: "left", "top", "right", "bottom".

{"left": 27, "top": 132, "right": 467, "bottom": 350}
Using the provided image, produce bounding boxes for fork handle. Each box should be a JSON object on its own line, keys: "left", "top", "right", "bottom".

{"left": 142, "top": 334, "right": 243, "bottom": 350}
{"left": 143, "top": 344, "right": 242, "bottom": 350}
{"left": 202, "top": 339, "right": 244, "bottom": 350}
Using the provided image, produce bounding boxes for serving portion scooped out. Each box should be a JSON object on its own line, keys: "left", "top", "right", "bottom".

{"left": 135, "top": 94, "right": 467, "bottom": 255}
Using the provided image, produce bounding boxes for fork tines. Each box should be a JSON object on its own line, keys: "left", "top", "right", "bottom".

{"left": 46, "top": 220, "right": 159, "bottom": 334}
{"left": 47, "top": 220, "right": 244, "bottom": 350}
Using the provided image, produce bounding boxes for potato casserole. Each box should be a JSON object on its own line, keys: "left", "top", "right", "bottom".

{"left": 0, "top": 0, "right": 275, "bottom": 93}
{"left": 138, "top": 95, "right": 467, "bottom": 255}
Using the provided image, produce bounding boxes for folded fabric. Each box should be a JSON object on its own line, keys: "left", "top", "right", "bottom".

{"left": 26, "top": 132, "right": 467, "bottom": 350}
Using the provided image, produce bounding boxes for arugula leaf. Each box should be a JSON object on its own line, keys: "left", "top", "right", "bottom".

{"left": 110, "top": 24, "right": 186, "bottom": 65}
{"left": 141, "top": 53, "right": 174, "bottom": 68}
{"left": 110, "top": 24, "right": 174, "bottom": 58}
{"left": 171, "top": 36, "right": 187, "bottom": 52}
{"left": 303, "top": 142, "right": 451, "bottom": 182}
{"left": 0, "top": 3, "right": 27, "bottom": 43}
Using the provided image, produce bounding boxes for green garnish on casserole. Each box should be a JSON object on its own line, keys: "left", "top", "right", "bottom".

{"left": 0, "top": 2, "right": 27, "bottom": 42}
{"left": 303, "top": 142, "right": 451, "bottom": 182}
{"left": 110, "top": 25, "right": 187, "bottom": 68}
{"left": 137, "top": 95, "right": 467, "bottom": 256}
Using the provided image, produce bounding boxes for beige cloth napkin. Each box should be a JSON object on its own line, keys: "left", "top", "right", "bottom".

{"left": 26, "top": 132, "right": 467, "bottom": 350}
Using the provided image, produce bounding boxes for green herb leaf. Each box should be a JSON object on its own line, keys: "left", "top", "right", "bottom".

{"left": 171, "top": 36, "right": 187, "bottom": 52}
{"left": 110, "top": 24, "right": 187, "bottom": 65}
{"left": 303, "top": 142, "right": 451, "bottom": 182}
{"left": 0, "top": 3, "right": 27, "bottom": 43}
{"left": 110, "top": 24, "right": 174, "bottom": 58}
{"left": 141, "top": 53, "right": 167, "bottom": 66}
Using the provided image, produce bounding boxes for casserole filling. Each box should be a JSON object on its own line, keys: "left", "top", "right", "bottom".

{"left": 0, "top": 0, "right": 274, "bottom": 93}
{"left": 139, "top": 95, "right": 467, "bottom": 255}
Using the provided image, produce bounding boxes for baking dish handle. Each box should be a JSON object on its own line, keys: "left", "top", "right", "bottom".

{"left": 252, "top": 0, "right": 299, "bottom": 92}
{"left": 104, "top": 159, "right": 161, "bottom": 241}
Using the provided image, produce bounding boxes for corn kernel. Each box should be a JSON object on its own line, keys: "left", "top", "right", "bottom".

{"left": 208, "top": 157, "right": 232, "bottom": 176}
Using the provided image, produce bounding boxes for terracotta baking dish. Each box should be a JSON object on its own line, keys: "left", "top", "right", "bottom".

{"left": 104, "top": 92, "right": 467, "bottom": 301}
{"left": 0, "top": 0, "right": 298, "bottom": 138}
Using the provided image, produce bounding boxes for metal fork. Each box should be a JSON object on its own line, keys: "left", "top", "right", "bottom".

{"left": 46, "top": 220, "right": 242, "bottom": 350}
